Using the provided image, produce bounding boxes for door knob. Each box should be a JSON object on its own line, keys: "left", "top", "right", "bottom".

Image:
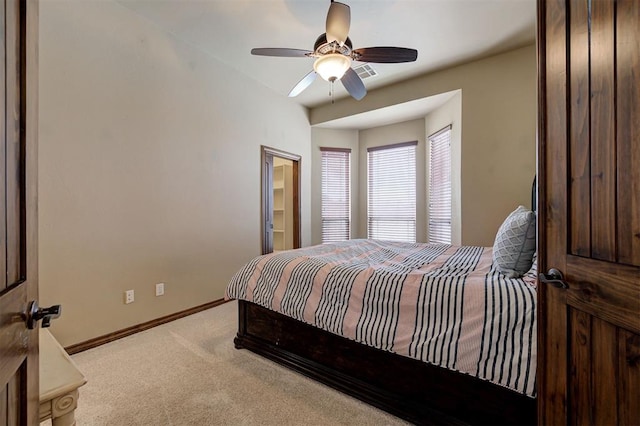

{"left": 26, "top": 301, "right": 62, "bottom": 329}
{"left": 538, "top": 268, "right": 569, "bottom": 289}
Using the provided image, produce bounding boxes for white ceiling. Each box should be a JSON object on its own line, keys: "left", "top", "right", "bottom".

{"left": 115, "top": 0, "right": 536, "bottom": 110}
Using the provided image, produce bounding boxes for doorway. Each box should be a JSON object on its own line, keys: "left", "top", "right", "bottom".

{"left": 261, "top": 146, "right": 301, "bottom": 254}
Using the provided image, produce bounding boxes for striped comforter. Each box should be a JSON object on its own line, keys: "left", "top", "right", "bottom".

{"left": 226, "top": 239, "right": 537, "bottom": 397}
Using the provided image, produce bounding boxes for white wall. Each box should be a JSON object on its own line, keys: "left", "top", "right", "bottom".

{"left": 39, "top": 0, "right": 311, "bottom": 346}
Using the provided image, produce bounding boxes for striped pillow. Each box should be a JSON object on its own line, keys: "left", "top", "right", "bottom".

{"left": 492, "top": 206, "right": 536, "bottom": 277}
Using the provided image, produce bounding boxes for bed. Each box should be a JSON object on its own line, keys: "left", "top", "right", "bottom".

{"left": 226, "top": 217, "right": 538, "bottom": 425}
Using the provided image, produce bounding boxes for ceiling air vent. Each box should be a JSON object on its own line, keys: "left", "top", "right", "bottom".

{"left": 353, "top": 64, "right": 378, "bottom": 79}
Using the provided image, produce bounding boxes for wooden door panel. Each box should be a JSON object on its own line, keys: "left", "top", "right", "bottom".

{"left": 589, "top": 0, "right": 617, "bottom": 262}
{"left": 566, "top": 255, "right": 640, "bottom": 334}
{"left": 0, "top": 285, "right": 28, "bottom": 388}
{"left": 5, "top": 0, "right": 23, "bottom": 286}
{"left": 568, "top": 0, "right": 590, "bottom": 257}
{"left": 539, "top": 0, "right": 640, "bottom": 424}
{"left": 538, "top": 0, "right": 569, "bottom": 422}
{"left": 589, "top": 318, "right": 618, "bottom": 426}
{"left": 1, "top": 285, "right": 26, "bottom": 425}
{"left": 567, "top": 0, "right": 640, "bottom": 266}
{"left": 616, "top": 0, "right": 640, "bottom": 266}
{"left": 0, "top": 0, "right": 38, "bottom": 424}
{"left": 0, "top": 374, "right": 20, "bottom": 425}
{"left": 568, "top": 0, "right": 633, "bottom": 263}
{"left": 568, "top": 309, "right": 591, "bottom": 425}
{"left": 0, "top": 0, "right": 6, "bottom": 290}
{"left": 619, "top": 330, "right": 640, "bottom": 425}
{"left": 568, "top": 311, "right": 640, "bottom": 425}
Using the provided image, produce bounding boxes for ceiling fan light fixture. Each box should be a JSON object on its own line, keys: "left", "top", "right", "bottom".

{"left": 313, "top": 53, "right": 352, "bottom": 82}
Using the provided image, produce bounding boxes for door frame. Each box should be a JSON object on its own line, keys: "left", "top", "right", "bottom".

{"left": 260, "top": 146, "right": 301, "bottom": 255}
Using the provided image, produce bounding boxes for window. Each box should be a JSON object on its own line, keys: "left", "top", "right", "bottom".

{"left": 321, "top": 148, "right": 351, "bottom": 243}
{"left": 367, "top": 142, "right": 417, "bottom": 242}
{"left": 428, "top": 126, "right": 452, "bottom": 243}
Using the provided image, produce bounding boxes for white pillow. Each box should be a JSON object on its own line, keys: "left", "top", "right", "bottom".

{"left": 492, "top": 206, "right": 536, "bottom": 277}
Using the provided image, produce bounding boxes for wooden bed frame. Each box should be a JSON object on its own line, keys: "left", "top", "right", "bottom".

{"left": 234, "top": 300, "right": 536, "bottom": 425}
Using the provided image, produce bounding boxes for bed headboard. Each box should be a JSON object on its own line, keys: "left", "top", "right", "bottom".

{"left": 531, "top": 176, "right": 537, "bottom": 212}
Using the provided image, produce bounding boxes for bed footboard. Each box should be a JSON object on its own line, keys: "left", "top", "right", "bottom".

{"left": 234, "top": 300, "right": 536, "bottom": 426}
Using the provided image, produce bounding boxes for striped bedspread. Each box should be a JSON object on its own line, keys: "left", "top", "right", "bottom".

{"left": 226, "top": 239, "right": 537, "bottom": 397}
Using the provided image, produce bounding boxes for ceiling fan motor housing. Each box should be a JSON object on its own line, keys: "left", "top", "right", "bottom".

{"left": 314, "top": 33, "right": 353, "bottom": 56}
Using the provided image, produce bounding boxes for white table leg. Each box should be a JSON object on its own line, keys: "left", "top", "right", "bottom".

{"left": 50, "top": 389, "right": 79, "bottom": 426}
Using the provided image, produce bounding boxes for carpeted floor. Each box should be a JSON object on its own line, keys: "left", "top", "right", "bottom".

{"left": 45, "top": 300, "right": 407, "bottom": 425}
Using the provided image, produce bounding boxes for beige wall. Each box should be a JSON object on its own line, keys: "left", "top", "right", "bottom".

{"left": 310, "top": 45, "right": 537, "bottom": 246}
{"left": 458, "top": 46, "right": 536, "bottom": 245}
{"left": 38, "top": 1, "right": 311, "bottom": 347}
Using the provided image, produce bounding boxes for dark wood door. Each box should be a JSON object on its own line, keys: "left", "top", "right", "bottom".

{"left": 0, "top": 0, "right": 39, "bottom": 424}
{"left": 538, "top": 0, "right": 640, "bottom": 424}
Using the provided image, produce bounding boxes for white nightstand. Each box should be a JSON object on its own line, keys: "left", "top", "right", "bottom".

{"left": 39, "top": 329, "right": 87, "bottom": 426}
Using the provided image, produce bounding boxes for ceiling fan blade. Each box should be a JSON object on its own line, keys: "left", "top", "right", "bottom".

{"left": 326, "top": 1, "right": 351, "bottom": 45}
{"left": 352, "top": 47, "right": 418, "bottom": 63}
{"left": 288, "top": 71, "right": 318, "bottom": 97}
{"left": 251, "top": 48, "right": 313, "bottom": 58}
{"left": 341, "top": 67, "right": 366, "bottom": 100}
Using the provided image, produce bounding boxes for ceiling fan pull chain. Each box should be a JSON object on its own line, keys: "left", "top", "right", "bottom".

{"left": 330, "top": 81, "right": 334, "bottom": 104}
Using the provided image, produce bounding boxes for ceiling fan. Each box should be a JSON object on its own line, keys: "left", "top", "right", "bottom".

{"left": 251, "top": 1, "right": 418, "bottom": 101}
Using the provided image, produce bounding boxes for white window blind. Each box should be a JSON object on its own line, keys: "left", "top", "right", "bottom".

{"left": 321, "top": 148, "right": 351, "bottom": 243}
{"left": 428, "top": 126, "right": 452, "bottom": 244}
{"left": 367, "top": 142, "right": 417, "bottom": 243}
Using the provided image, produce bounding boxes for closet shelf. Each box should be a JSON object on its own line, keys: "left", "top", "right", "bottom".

{"left": 273, "top": 163, "right": 292, "bottom": 251}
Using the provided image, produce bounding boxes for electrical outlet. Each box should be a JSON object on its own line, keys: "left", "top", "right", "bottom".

{"left": 124, "top": 289, "right": 134, "bottom": 304}
{"left": 155, "top": 283, "right": 165, "bottom": 296}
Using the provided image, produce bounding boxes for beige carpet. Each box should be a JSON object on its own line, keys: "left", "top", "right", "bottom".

{"left": 47, "top": 300, "right": 407, "bottom": 425}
